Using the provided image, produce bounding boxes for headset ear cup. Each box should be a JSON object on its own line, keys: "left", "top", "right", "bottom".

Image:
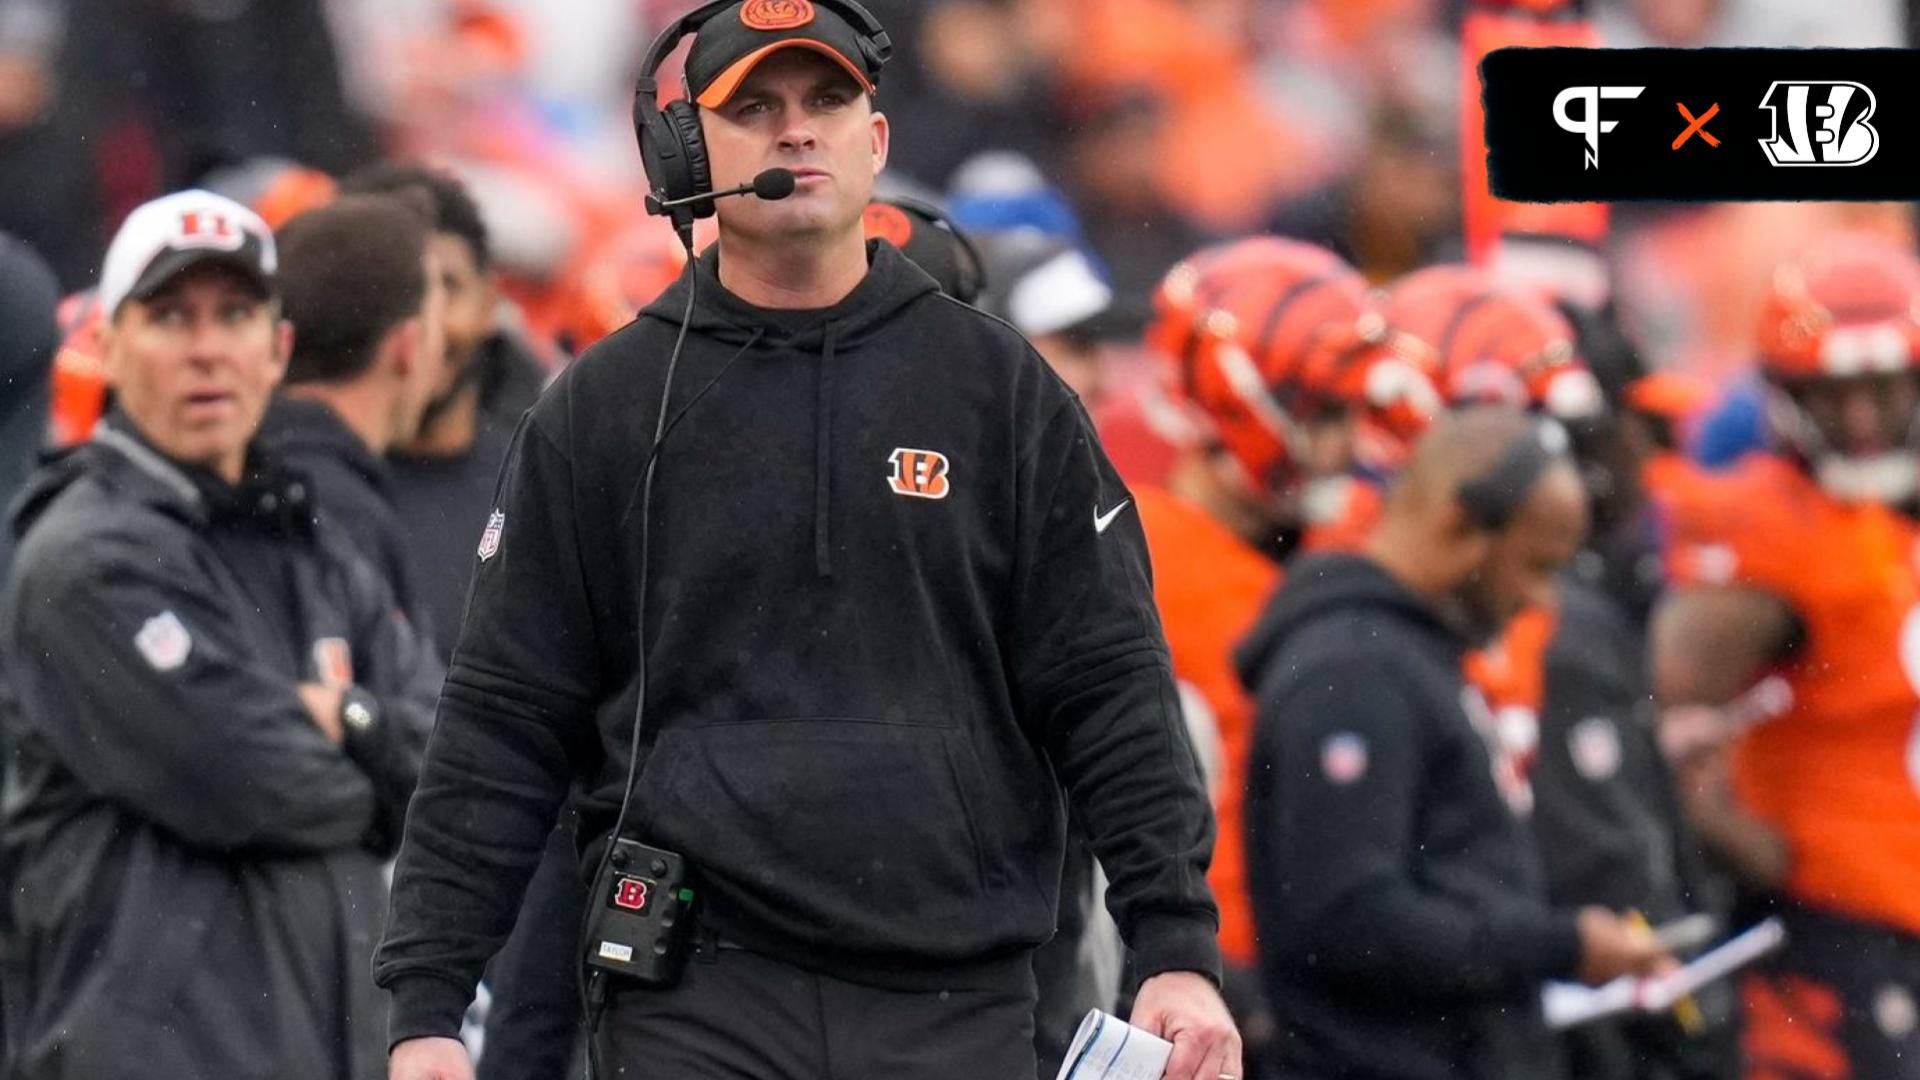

{"left": 637, "top": 111, "right": 684, "bottom": 201}
{"left": 662, "top": 101, "right": 715, "bottom": 218}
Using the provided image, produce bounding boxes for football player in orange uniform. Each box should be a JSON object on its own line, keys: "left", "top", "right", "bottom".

{"left": 1141, "top": 237, "right": 1439, "bottom": 1075}
{"left": 1655, "top": 236, "right": 1920, "bottom": 1080}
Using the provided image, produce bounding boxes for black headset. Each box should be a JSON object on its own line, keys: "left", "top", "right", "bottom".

{"left": 632, "top": 0, "right": 892, "bottom": 222}
{"left": 1458, "top": 417, "right": 1571, "bottom": 531}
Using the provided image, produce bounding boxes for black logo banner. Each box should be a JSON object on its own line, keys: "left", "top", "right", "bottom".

{"left": 1483, "top": 48, "right": 1917, "bottom": 201}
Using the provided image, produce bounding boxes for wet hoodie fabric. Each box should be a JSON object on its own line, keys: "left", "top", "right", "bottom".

{"left": 376, "top": 241, "right": 1220, "bottom": 1041}
{"left": 1237, "top": 553, "right": 1580, "bottom": 1080}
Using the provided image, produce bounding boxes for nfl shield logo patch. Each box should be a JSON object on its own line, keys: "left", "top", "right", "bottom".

{"left": 1321, "top": 732, "right": 1369, "bottom": 786}
{"left": 134, "top": 610, "right": 193, "bottom": 672}
{"left": 1569, "top": 716, "right": 1623, "bottom": 782}
{"left": 478, "top": 509, "right": 505, "bottom": 561}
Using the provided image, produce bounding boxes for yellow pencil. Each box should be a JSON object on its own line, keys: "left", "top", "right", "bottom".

{"left": 1629, "top": 910, "right": 1705, "bottom": 1035}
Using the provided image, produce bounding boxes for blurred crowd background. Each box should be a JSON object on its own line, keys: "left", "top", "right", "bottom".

{"left": 0, "top": 0, "right": 1910, "bottom": 367}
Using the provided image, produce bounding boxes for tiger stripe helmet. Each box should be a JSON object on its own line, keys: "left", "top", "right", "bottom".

{"left": 1151, "top": 237, "right": 1439, "bottom": 495}
{"left": 1383, "top": 263, "right": 1605, "bottom": 421}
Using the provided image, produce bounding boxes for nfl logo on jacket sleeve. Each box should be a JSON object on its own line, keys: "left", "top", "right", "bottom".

{"left": 478, "top": 509, "right": 505, "bottom": 561}
{"left": 134, "top": 610, "right": 193, "bottom": 672}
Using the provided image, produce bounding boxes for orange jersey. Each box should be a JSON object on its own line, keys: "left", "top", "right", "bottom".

{"left": 1664, "top": 454, "right": 1920, "bottom": 936}
{"left": 1299, "top": 476, "right": 1384, "bottom": 555}
{"left": 1464, "top": 604, "right": 1558, "bottom": 817}
{"left": 1134, "top": 485, "right": 1283, "bottom": 967}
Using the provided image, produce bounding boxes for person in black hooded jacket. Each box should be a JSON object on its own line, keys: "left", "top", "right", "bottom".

{"left": 1237, "top": 409, "right": 1674, "bottom": 1080}
{"left": 0, "top": 190, "right": 439, "bottom": 1080}
{"left": 255, "top": 195, "right": 447, "bottom": 636}
{"left": 0, "top": 232, "right": 59, "bottom": 582}
{"left": 377, "top": 6, "right": 1238, "bottom": 1080}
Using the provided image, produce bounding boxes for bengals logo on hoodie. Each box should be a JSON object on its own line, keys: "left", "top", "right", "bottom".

{"left": 888, "top": 448, "right": 950, "bottom": 499}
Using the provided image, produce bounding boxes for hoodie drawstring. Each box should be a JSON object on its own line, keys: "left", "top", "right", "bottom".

{"left": 814, "top": 321, "right": 838, "bottom": 578}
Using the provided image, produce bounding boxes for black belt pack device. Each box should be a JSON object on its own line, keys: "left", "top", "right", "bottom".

{"left": 584, "top": 838, "right": 700, "bottom": 986}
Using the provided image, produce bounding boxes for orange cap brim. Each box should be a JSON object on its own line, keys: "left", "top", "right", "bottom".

{"left": 694, "top": 40, "right": 874, "bottom": 109}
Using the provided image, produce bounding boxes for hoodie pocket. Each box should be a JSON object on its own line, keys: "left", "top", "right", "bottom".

{"left": 637, "top": 718, "right": 1004, "bottom": 949}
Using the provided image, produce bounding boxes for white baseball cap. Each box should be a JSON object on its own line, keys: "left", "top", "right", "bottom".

{"left": 979, "top": 229, "right": 1114, "bottom": 339}
{"left": 99, "top": 189, "right": 277, "bottom": 315}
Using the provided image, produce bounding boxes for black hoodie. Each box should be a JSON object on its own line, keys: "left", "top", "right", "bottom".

{"left": 255, "top": 396, "right": 427, "bottom": 637}
{"left": 376, "top": 241, "right": 1219, "bottom": 1042}
{"left": 1236, "top": 553, "right": 1580, "bottom": 1080}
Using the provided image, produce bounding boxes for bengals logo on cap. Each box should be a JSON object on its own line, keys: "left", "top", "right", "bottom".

{"left": 741, "top": 0, "right": 815, "bottom": 30}
{"left": 863, "top": 203, "right": 914, "bottom": 249}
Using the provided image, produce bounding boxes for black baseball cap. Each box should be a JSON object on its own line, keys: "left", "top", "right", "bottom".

{"left": 687, "top": 0, "right": 882, "bottom": 109}
{"left": 863, "top": 198, "right": 983, "bottom": 304}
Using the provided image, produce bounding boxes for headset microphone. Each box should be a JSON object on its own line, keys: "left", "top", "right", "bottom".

{"left": 646, "top": 167, "right": 797, "bottom": 215}
{"left": 748, "top": 167, "right": 798, "bottom": 200}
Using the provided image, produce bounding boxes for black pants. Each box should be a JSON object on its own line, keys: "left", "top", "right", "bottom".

{"left": 597, "top": 947, "right": 1038, "bottom": 1079}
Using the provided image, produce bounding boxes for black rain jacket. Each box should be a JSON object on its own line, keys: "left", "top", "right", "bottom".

{"left": 1239, "top": 553, "right": 1580, "bottom": 1080}
{"left": 0, "top": 418, "right": 439, "bottom": 1080}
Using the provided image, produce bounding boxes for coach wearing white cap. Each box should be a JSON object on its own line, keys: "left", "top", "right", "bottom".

{"left": 0, "top": 189, "right": 442, "bottom": 1080}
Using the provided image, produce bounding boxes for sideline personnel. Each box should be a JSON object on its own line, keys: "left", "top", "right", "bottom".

{"left": 1238, "top": 408, "right": 1673, "bottom": 1080}
{"left": 376, "top": 3, "right": 1238, "bottom": 1080}
{"left": 0, "top": 190, "right": 439, "bottom": 1080}
{"left": 257, "top": 194, "right": 447, "bottom": 630}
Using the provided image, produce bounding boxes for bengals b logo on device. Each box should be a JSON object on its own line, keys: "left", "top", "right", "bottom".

{"left": 888, "top": 448, "right": 951, "bottom": 499}
{"left": 611, "top": 876, "right": 653, "bottom": 914}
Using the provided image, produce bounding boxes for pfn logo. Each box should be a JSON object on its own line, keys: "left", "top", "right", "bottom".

{"left": 1552, "top": 85, "right": 1645, "bottom": 169}
{"left": 887, "top": 448, "right": 951, "bottom": 500}
{"left": 1759, "top": 81, "right": 1879, "bottom": 166}
{"left": 612, "top": 876, "right": 652, "bottom": 913}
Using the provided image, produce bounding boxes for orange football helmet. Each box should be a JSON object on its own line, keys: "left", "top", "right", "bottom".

{"left": 1383, "top": 264, "right": 1605, "bottom": 421}
{"left": 1151, "top": 237, "right": 1439, "bottom": 496}
{"left": 1755, "top": 234, "right": 1920, "bottom": 382}
{"left": 556, "top": 215, "right": 693, "bottom": 352}
{"left": 1753, "top": 235, "right": 1920, "bottom": 504}
{"left": 1145, "top": 237, "right": 1347, "bottom": 382}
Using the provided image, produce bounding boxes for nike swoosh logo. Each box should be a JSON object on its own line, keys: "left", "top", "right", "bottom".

{"left": 1094, "top": 499, "right": 1132, "bottom": 535}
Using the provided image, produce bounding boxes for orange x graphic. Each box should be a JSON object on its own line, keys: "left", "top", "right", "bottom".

{"left": 1673, "top": 102, "right": 1721, "bottom": 149}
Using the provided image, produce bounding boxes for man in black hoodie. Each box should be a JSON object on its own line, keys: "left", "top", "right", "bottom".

{"left": 1238, "top": 408, "right": 1673, "bottom": 1080}
{"left": 378, "top": 4, "right": 1237, "bottom": 1080}
{"left": 255, "top": 195, "right": 447, "bottom": 634}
